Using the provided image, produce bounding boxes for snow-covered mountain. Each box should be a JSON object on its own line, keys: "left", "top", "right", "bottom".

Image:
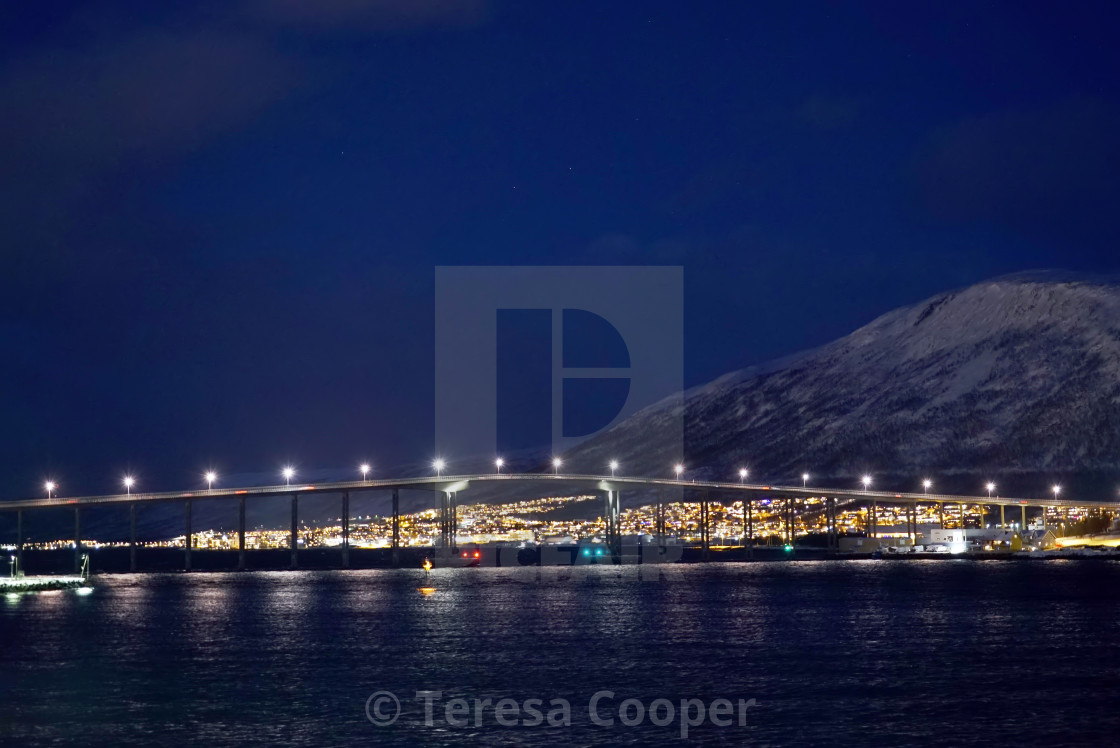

{"left": 568, "top": 272, "right": 1120, "bottom": 499}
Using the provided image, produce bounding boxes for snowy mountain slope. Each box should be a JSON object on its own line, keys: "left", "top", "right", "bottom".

{"left": 567, "top": 273, "right": 1120, "bottom": 497}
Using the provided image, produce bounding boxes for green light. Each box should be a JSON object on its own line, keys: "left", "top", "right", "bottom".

{"left": 784, "top": 544, "right": 793, "bottom": 552}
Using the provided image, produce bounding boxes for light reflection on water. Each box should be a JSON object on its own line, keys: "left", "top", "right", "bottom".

{"left": 1, "top": 562, "right": 1119, "bottom": 746}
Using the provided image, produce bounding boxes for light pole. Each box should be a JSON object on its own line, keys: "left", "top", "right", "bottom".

{"left": 433, "top": 459, "right": 445, "bottom": 477}
{"left": 552, "top": 457, "right": 562, "bottom": 475}
{"left": 802, "top": 472, "right": 809, "bottom": 488}
{"left": 360, "top": 464, "right": 370, "bottom": 483}
{"left": 495, "top": 458, "right": 504, "bottom": 474}
{"left": 283, "top": 467, "right": 295, "bottom": 485}
{"left": 861, "top": 475, "right": 872, "bottom": 490}
{"left": 205, "top": 471, "right": 217, "bottom": 492}
{"left": 739, "top": 468, "right": 748, "bottom": 483}
{"left": 123, "top": 476, "right": 135, "bottom": 495}
{"left": 986, "top": 482, "right": 995, "bottom": 499}
{"left": 674, "top": 464, "right": 684, "bottom": 479}
{"left": 923, "top": 479, "right": 932, "bottom": 495}
{"left": 609, "top": 460, "right": 619, "bottom": 477}
{"left": 1052, "top": 484, "right": 1061, "bottom": 500}
{"left": 45, "top": 480, "right": 56, "bottom": 499}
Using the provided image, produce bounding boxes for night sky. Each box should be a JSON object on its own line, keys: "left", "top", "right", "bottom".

{"left": 2, "top": 1, "right": 1119, "bottom": 498}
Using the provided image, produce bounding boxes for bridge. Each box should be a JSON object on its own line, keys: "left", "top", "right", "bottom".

{"left": 3, "top": 472, "right": 1117, "bottom": 572}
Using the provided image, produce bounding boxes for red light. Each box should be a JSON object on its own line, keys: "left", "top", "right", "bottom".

{"left": 474, "top": 551, "right": 480, "bottom": 558}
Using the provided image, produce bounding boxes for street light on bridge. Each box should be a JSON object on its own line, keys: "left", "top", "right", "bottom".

{"left": 283, "top": 467, "right": 295, "bottom": 485}
{"left": 45, "top": 480, "right": 56, "bottom": 498}
{"left": 674, "top": 464, "right": 684, "bottom": 479}
{"left": 609, "top": 460, "right": 619, "bottom": 477}
{"left": 802, "top": 472, "right": 809, "bottom": 487}
{"left": 552, "top": 457, "right": 562, "bottom": 475}
{"left": 1052, "top": 484, "right": 1061, "bottom": 499}
{"left": 861, "top": 475, "right": 872, "bottom": 490}
{"left": 923, "top": 478, "right": 932, "bottom": 494}
{"left": 123, "top": 476, "right": 135, "bottom": 495}
{"left": 433, "top": 459, "right": 446, "bottom": 477}
{"left": 739, "top": 468, "right": 748, "bottom": 483}
{"left": 205, "top": 471, "right": 217, "bottom": 491}
{"left": 986, "top": 482, "right": 995, "bottom": 498}
{"left": 495, "top": 458, "right": 504, "bottom": 474}
{"left": 360, "top": 464, "right": 370, "bottom": 483}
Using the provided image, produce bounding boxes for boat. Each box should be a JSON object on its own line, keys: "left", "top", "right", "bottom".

{"left": 2, "top": 554, "right": 91, "bottom": 593}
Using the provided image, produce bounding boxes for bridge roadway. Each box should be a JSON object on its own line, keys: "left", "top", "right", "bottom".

{"left": 3, "top": 472, "right": 1118, "bottom": 511}
{"left": 3, "top": 473, "right": 1117, "bottom": 573}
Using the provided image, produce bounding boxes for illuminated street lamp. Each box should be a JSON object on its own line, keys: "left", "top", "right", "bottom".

{"left": 283, "top": 466, "right": 295, "bottom": 485}
{"left": 923, "top": 478, "right": 932, "bottom": 494}
{"left": 1052, "top": 484, "right": 1061, "bottom": 500}
{"left": 986, "top": 482, "right": 995, "bottom": 498}
{"left": 861, "top": 475, "right": 872, "bottom": 490}
{"left": 433, "top": 459, "right": 446, "bottom": 477}
{"left": 802, "top": 472, "right": 809, "bottom": 487}
{"left": 495, "top": 458, "right": 504, "bottom": 474}
{"left": 552, "top": 457, "right": 562, "bottom": 475}
{"left": 123, "top": 476, "right": 135, "bottom": 495}
{"left": 45, "top": 480, "right": 56, "bottom": 498}
{"left": 205, "top": 471, "right": 217, "bottom": 491}
{"left": 359, "top": 464, "right": 370, "bottom": 483}
{"left": 609, "top": 460, "right": 619, "bottom": 477}
{"left": 674, "top": 464, "right": 684, "bottom": 479}
{"left": 739, "top": 468, "right": 748, "bottom": 483}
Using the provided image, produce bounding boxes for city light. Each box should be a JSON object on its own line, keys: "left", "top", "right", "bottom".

{"left": 433, "top": 459, "right": 446, "bottom": 476}
{"left": 360, "top": 463, "right": 370, "bottom": 482}
{"left": 205, "top": 471, "right": 217, "bottom": 490}
{"left": 609, "top": 460, "right": 619, "bottom": 476}
{"left": 861, "top": 475, "right": 872, "bottom": 490}
{"left": 495, "top": 458, "right": 504, "bottom": 473}
{"left": 283, "top": 467, "right": 295, "bottom": 485}
{"left": 44, "top": 480, "right": 56, "bottom": 498}
{"left": 552, "top": 457, "right": 562, "bottom": 475}
{"left": 986, "top": 482, "right": 995, "bottom": 498}
{"left": 123, "top": 476, "right": 135, "bottom": 495}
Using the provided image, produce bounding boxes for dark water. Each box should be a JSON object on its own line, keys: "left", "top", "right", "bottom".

{"left": 3, "top": 561, "right": 1120, "bottom": 746}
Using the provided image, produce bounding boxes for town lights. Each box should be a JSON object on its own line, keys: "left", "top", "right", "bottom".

{"left": 360, "top": 464, "right": 370, "bottom": 483}
{"left": 123, "top": 476, "right": 135, "bottom": 495}
{"left": 205, "top": 471, "right": 217, "bottom": 491}
{"left": 552, "top": 458, "right": 562, "bottom": 475}
{"left": 609, "top": 460, "right": 619, "bottom": 477}
{"left": 495, "top": 458, "right": 504, "bottom": 473}
{"left": 433, "top": 459, "right": 446, "bottom": 476}
{"left": 283, "top": 467, "right": 295, "bottom": 485}
{"left": 45, "top": 481, "right": 56, "bottom": 498}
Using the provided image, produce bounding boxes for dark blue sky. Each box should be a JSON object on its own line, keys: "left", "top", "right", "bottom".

{"left": 2, "top": 1, "right": 1119, "bottom": 497}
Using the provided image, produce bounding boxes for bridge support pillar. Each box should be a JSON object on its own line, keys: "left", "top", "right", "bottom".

{"left": 699, "top": 496, "right": 710, "bottom": 561}
{"left": 999, "top": 504, "right": 1005, "bottom": 530}
{"left": 74, "top": 507, "right": 81, "bottom": 574}
{"left": 238, "top": 496, "right": 246, "bottom": 570}
{"left": 745, "top": 496, "right": 754, "bottom": 559}
{"left": 130, "top": 503, "right": 137, "bottom": 572}
{"left": 1021, "top": 504, "right": 1027, "bottom": 530}
{"left": 16, "top": 510, "right": 22, "bottom": 574}
{"left": 290, "top": 495, "right": 299, "bottom": 570}
{"left": 938, "top": 502, "right": 945, "bottom": 530}
{"left": 341, "top": 491, "right": 350, "bottom": 569}
{"left": 185, "top": 501, "right": 192, "bottom": 572}
{"left": 869, "top": 499, "right": 877, "bottom": 539}
{"left": 604, "top": 490, "right": 621, "bottom": 562}
{"left": 959, "top": 502, "right": 966, "bottom": 530}
{"left": 391, "top": 488, "right": 400, "bottom": 568}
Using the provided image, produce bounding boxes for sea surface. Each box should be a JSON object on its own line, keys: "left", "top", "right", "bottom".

{"left": 3, "top": 561, "right": 1120, "bottom": 746}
